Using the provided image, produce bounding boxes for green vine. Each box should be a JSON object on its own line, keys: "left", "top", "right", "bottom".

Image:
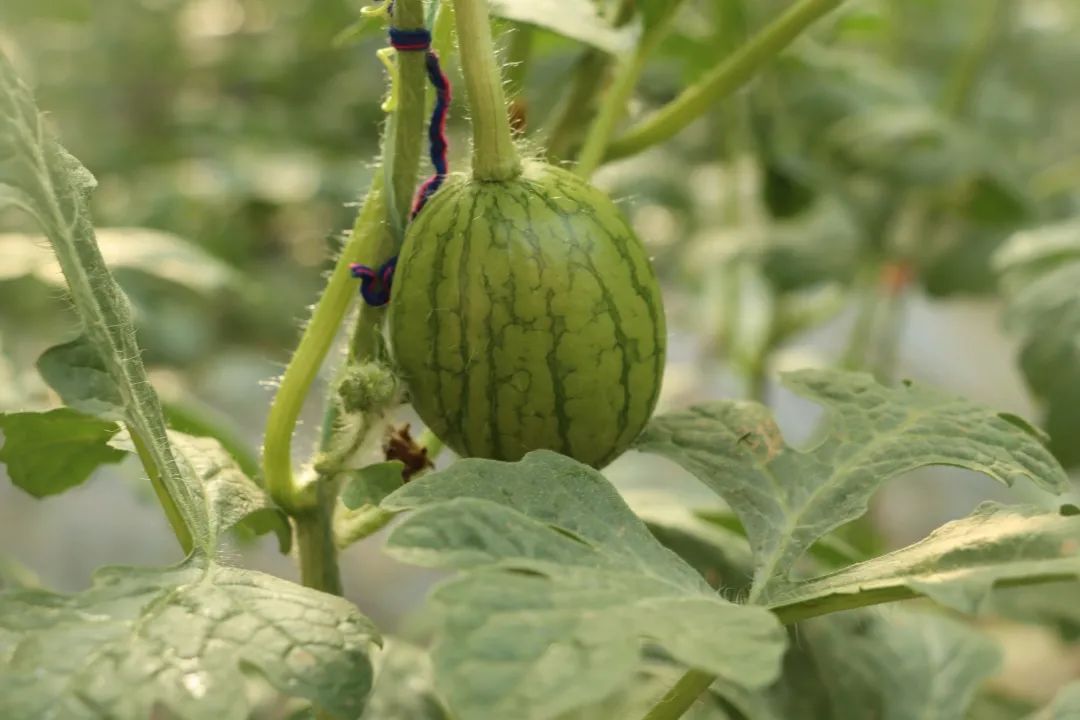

{"left": 606, "top": 0, "right": 844, "bottom": 163}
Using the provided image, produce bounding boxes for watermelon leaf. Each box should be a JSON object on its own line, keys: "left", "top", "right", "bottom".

{"left": 767, "top": 503, "right": 1080, "bottom": 621}
{"left": 1029, "top": 683, "right": 1080, "bottom": 720}
{"left": 0, "top": 557, "right": 379, "bottom": 720}
{"left": 487, "top": 0, "right": 636, "bottom": 54}
{"left": 36, "top": 335, "right": 124, "bottom": 420}
{"left": 0, "top": 408, "right": 126, "bottom": 497}
{"left": 635, "top": 369, "right": 1070, "bottom": 600}
{"left": 110, "top": 430, "right": 292, "bottom": 553}
{"left": 382, "top": 451, "right": 787, "bottom": 720}
{"left": 341, "top": 461, "right": 406, "bottom": 509}
{"left": 765, "top": 610, "right": 1001, "bottom": 720}
{"left": 995, "top": 220, "right": 1080, "bottom": 468}
{"left": 360, "top": 639, "right": 449, "bottom": 720}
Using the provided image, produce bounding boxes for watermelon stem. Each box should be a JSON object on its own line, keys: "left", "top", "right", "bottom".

{"left": 605, "top": 0, "right": 843, "bottom": 163}
{"left": 575, "top": 0, "right": 688, "bottom": 178}
{"left": 452, "top": 0, "right": 522, "bottom": 181}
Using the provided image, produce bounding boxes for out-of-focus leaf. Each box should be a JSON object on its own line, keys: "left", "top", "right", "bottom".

{"left": 996, "top": 220, "right": 1080, "bottom": 467}
{"left": 0, "top": 228, "right": 239, "bottom": 296}
{"left": 382, "top": 451, "right": 787, "bottom": 720}
{"left": 111, "top": 430, "right": 291, "bottom": 553}
{"left": 488, "top": 0, "right": 635, "bottom": 54}
{"left": 0, "top": 557, "right": 379, "bottom": 720}
{"left": 766, "top": 503, "right": 1080, "bottom": 621}
{"left": 0, "top": 408, "right": 125, "bottom": 497}
{"left": 768, "top": 610, "right": 1001, "bottom": 720}
{"left": 1028, "top": 683, "right": 1080, "bottom": 720}
{"left": 922, "top": 231, "right": 1008, "bottom": 298}
{"left": 557, "top": 663, "right": 734, "bottom": 720}
{"left": 341, "top": 461, "right": 406, "bottom": 510}
{"left": 360, "top": 639, "right": 449, "bottom": 720}
{"left": 636, "top": 369, "right": 1070, "bottom": 599}
{"left": 992, "top": 582, "right": 1080, "bottom": 641}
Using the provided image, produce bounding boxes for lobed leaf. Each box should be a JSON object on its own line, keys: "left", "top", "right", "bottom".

{"left": 0, "top": 557, "right": 379, "bottom": 720}
{"left": 635, "top": 368, "right": 1070, "bottom": 600}
{"left": 382, "top": 451, "right": 787, "bottom": 720}
{"left": 767, "top": 503, "right": 1080, "bottom": 620}
{"left": 0, "top": 408, "right": 125, "bottom": 497}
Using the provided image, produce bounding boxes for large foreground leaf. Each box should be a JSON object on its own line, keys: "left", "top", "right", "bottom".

{"left": 767, "top": 503, "right": 1080, "bottom": 620}
{"left": 382, "top": 451, "right": 787, "bottom": 720}
{"left": 636, "top": 369, "right": 1069, "bottom": 599}
{"left": 0, "top": 557, "right": 379, "bottom": 720}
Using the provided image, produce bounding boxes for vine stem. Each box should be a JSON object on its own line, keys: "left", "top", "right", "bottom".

{"left": 576, "top": 0, "right": 688, "bottom": 177}
{"left": 453, "top": 0, "right": 521, "bottom": 181}
{"left": 261, "top": 177, "right": 389, "bottom": 516}
{"left": 641, "top": 671, "right": 716, "bottom": 720}
{"left": 606, "top": 0, "right": 844, "bottom": 163}
{"left": 264, "top": 0, "right": 430, "bottom": 593}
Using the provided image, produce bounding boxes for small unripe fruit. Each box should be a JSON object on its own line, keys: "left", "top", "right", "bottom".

{"left": 389, "top": 160, "right": 665, "bottom": 467}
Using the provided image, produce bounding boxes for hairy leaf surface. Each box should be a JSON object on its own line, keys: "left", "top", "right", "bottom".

{"left": 383, "top": 451, "right": 787, "bottom": 720}
{"left": 636, "top": 369, "right": 1069, "bottom": 599}
{"left": 0, "top": 558, "right": 378, "bottom": 720}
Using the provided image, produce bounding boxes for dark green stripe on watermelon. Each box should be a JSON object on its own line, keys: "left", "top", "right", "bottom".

{"left": 389, "top": 160, "right": 666, "bottom": 468}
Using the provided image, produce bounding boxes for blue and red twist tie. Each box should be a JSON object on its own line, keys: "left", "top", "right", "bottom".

{"left": 352, "top": 25, "right": 452, "bottom": 307}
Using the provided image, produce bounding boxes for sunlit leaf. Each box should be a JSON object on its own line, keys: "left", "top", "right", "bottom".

{"left": 383, "top": 451, "right": 787, "bottom": 720}
{"left": 0, "top": 228, "right": 239, "bottom": 296}
{"left": 488, "top": 0, "right": 635, "bottom": 54}
{"left": 767, "top": 503, "right": 1080, "bottom": 620}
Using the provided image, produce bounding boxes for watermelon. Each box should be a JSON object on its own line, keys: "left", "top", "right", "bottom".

{"left": 389, "top": 160, "right": 666, "bottom": 468}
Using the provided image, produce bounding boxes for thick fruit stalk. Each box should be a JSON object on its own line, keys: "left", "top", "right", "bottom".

{"left": 388, "top": 0, "right": 666, "bottom": 467}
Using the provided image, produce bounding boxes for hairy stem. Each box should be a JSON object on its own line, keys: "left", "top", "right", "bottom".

{"left": 294, "top": 476, "right": 345, "bottom": 595}
{"left": 384, "top": 0, "right": 430, "bottom": 236}
{"left": 291, "top": 0, "right": 434, "bottom": 592}
{"left": 607, "top": 0, "right": 844, "bottom": 163}
{"left": 2, "top": 61, "right": 203, "bottom": 551}
{"left": 262, "top": 175, "right": 389, "bottom": 514}
{"left": 940, "top": 0, "right": 1009, "bottom": 119}
{"left": 576, "top": 1, "right": 688, "bottom": 177}
{"left": 544, "top": 0, "right": 635, "bottom": 161}
{"left": 453, "top": 0, "right": 521, "bottom": 181}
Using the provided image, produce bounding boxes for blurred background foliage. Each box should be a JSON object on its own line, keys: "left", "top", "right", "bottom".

{"left": 2, "top": 0, "right": 1080, "bottom": 714}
